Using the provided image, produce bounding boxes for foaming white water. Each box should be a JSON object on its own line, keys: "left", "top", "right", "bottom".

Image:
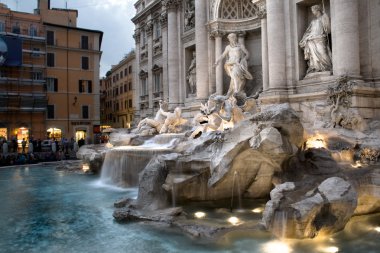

{"left": 91, "top": 180, "right": 138, "bottom": 196}
{"left": 100, "top": 137, "right": 178, "bottom": 188}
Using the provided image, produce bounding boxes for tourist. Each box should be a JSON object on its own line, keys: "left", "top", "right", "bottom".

{"left": 2, "top": 140, "right": 8, "bottom": 155}
{"left": 21, "top": 138, "right": 26, "bottom": 153}
{"left": 52, "top": 139, "right": 57, "bottom": 153}
{"left": 28, "top": 139, "right": 34, "bottom": 153}
{"left": 299, "top": 4, "right": 332, "bottom": 76}
{"left": 78, "top": 138, "right": 85, "bottom": 148}
{"left": 73, "top": 140, "right": 79, "bottom": 152}
{"left": 215, "top": 33, "right": 253, "bottom": 97}
{"left": 11, "top": 136, "right": 17, "bottom": 153}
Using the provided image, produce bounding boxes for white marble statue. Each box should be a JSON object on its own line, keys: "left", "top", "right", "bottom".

{"left": 159, "top": 107, "right": 187, "bottom": 134}
{"left": 137, "top": 100, "right": 168, "bottom": 133}
{"left": 299, "top": 5, "right": 332, "bottom": 76}
{"left": 215, "top": 33, "right": 253, "bottom": 97}
{"left": 190, "top": 93, "right": 245, "bottom": 138}
{"left": 186, "top": 51, "right": 196, "bottom": 95}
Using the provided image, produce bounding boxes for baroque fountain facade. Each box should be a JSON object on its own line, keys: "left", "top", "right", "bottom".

{"left": 78, "top": 0, "right": 380, "bottom": 241}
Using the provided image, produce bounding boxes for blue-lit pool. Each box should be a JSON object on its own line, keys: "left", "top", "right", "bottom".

{"left": 0, "top": 165, "right": 379, "bottom": 253}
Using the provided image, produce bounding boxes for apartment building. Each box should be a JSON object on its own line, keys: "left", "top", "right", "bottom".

{"left": 0, "top": 0, "right": 103, "bottom": 145}
{"left": 0, "top": 3, "right": 47, "bottom": 145}
{"left": 102, "top": 52, "right": 135, "bottom": 129}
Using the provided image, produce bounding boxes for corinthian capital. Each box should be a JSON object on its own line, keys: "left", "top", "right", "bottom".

{"left": 252, "top": 0, "right": 266, "bottom": 19}
{"left": 162, "top": 0, "right": 182, "bottom": 10}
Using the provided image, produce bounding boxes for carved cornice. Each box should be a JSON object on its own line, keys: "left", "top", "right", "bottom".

{"left": 133, "top": 28, "right": 141, "bottom": 43}
{"left": 162, "top": 0, "right": 182, "bottom": 10}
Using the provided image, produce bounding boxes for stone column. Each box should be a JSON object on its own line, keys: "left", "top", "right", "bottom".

{"left": 266, "top": 0, "right": 286, "bottom": 89}
{"left": 164, "top": 1, "right": 180, "bottom": 106}
{"left": 133, "top": 28, "right": 141, "bottom": 118}
{"left": 160, "top": 11, "right": 169, "bottom": 101}
{"left": 208, "top": 35, "right": 216, "bottom": 94}
{"left": 214, "top": 32, "right": 224, "bottom": 95}
{"left": 331, "top": 0, "right": 360, "bottom": 77}
{"left": 146, "top": 19, "right": 154, "bottom": 109}
{"left": 254, "top": 2, "right": 269, "bottom": 91}
{"left": 195, "top": 0, "right": 209, "bottom": 100}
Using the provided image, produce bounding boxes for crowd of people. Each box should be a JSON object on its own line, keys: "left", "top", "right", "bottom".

{"left": 0, "top": 137, "right": 85, "bottom": 167}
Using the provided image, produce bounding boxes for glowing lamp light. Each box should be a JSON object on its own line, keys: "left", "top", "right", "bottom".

{"left": 351, "top": 161, "right": 363, "bottom": 168}
{"left": 227, "top": 216, "right": 240, "bottom": 226}
{"left": 320, "top": 246, "right": 339, "bottom": 253}
{"left": 82, "top": 164, "right": 90, "bottom": 172}
{"left": 306, "top": 138, "right": 326, "bottom": 149}
{"left": 262, "top": 240, "right": 292, "bottom": 253}
{"left": 374, "top": 227, "right": 380, "bottom": 232}
{"left": 194, "top": 212, "right": 206, "bottom": 219}
{"left": 252, "top": 208, "right": 263, "bottom": 213}
{"left": 105, "top": 142, "right": 114, "bottom": 148}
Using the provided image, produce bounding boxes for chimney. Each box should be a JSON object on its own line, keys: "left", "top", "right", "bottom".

{"left": 38, "top": 0, "right": 50, "bottom": 10}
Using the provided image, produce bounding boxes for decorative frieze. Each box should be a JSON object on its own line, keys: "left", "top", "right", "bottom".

{"left": 184, "top": 0, "right": 195, "bottom": 32}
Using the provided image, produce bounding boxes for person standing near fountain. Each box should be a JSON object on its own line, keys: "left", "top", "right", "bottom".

{"left": 299, "top": 4, "right": 332, "bottom": 76}
{"left": 215, "top": 33, "right": 253, "bottom": 97}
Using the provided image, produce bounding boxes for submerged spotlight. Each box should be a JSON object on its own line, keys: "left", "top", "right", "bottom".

{"left": 320, "top": 246, "right": 339, "bottom": 253}
{"left": 194, "top": 212, "right": 206, "bottom": 219}
{"left": 227, "top": 216, "right": 240, "bottom": 226}
{"left": 375, "top": 227, "right": 380, "bottom": 232}
{"left": 252, "top": 208, "right": 263, "bottom": 213}
{"left": 262, "top": 240, "right": 292, "bottom": 253}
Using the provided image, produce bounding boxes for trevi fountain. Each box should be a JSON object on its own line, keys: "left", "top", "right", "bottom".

{"left": 76, "top": 0, "right": 380, "bottom": 252}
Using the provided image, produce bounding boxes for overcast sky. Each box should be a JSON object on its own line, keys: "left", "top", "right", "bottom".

{"left": 3, "top": 0, "right": 136, "bottom": 77}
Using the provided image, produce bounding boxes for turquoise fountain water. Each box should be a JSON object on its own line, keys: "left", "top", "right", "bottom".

{"left": 0, "top": 165, "right": 379, "bottom": 253}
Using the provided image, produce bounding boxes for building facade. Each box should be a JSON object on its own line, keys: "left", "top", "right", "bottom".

{"left": 0, "top": 3, "right": 47, "bottom": 147}
{"left": 101, "top": 52, "right": 135, "bottom": 129}
{"left": 0, "top": 0, "right": 103, "bottom": 146}
{"left": 132, "top": 0, "right": 380, "bottom": 126}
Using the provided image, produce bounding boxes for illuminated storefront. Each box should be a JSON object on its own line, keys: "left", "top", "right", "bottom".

{"left": 47, "top": 128, "right": 62, "bottom": 140}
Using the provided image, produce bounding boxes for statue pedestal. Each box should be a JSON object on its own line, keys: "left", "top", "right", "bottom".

{"left": 304, "top": 71, "right": 332, "bottom": 80}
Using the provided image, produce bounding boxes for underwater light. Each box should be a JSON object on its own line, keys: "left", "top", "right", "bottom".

{"left": 105, "top": 142, "right": 113, "bottom": 148}
{"left": 252, "top": 208, "right": 263, "bottom": 213}
{"left": 194, "top": 212, "right": 206, "bottom": 219}
{"left": 227, "top": 216, "right": 240, "bottom": 226}
{"left": 82, "top": 164, "right": 90, "bottom": 172}
{"left": 375, "top": 227, "right": 380, "bottom": 232}
{"left": 262, "top": 240, "right": 292, "bottom": 253}
{"left": 321, "top": 246, "right": 339, "bottom": 253}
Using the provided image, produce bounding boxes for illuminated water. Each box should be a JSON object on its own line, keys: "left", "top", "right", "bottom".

{"left": 0, "top": 165, "right": 379, "bottom": 253}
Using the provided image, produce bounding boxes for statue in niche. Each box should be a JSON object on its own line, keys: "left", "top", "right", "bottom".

{"left": 299, "top": 4, "right": 332, "bottom": 77}
{"left": 184, "top": 0, "right": 195, "bottom": 31}
{"left": 186, "top": 51, "right": 196, "bottom": 95}
{"left": 215, "top": 33, "right": 253, "bottom": 98}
